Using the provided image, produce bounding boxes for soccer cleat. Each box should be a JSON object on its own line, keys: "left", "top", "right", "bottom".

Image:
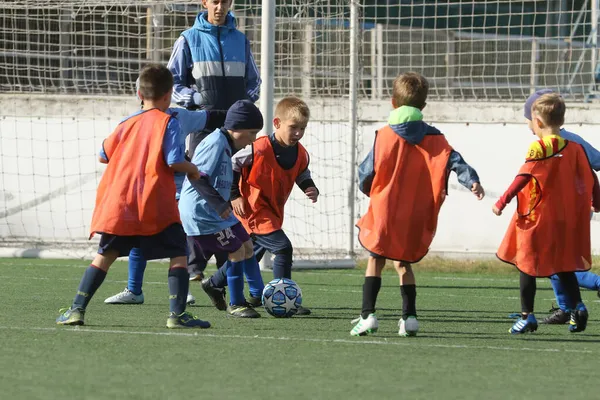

{"left": 166, "top": 311, "right": 211, "bottom": 329}
{"left": 189, "top": 272, "right": 204, "bottom": 282}
{"left": 399, "top": 316, "right": 419, "bottom": 337}
{"left": 227, "top": 303, "right": 261, "bottom": 318}
{"left": 569, "top": 304, "right": 588, "bottom": 333}
{"left": 295, "top": 305, "right": 311, "bottom": 316}
{"left": 350, "top": 314, "right": 378, "bottom": 336}
{"left": 509, "top": 314, "right": 538, "bottom": 334}
{"left": 247, "top": 295, "right": 262, "bottom": 308}
{"left": 542, "top": 307, "right": 570, "bottom": 324}
{"left": 186, "top": 292, "right": 196, "bottom": 305}
{"left": 201, "top": 278, "right": 227, "bottom": 311}
{"left": 56, "top": 307, "right": 85, "bottom": 326}
{"left": 104, "top": 288, "right": 144, "bottom": 305}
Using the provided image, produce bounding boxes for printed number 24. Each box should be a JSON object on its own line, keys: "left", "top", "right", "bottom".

{"left": 216, "top": 228, "right": 235, "bottom": 246}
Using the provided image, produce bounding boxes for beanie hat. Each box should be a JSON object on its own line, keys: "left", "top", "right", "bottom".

{"left": 224, "top": 100, "right": 264, "bottom": 131}
{"left": 524, "top": 89, "right": 555, "bottom": 120}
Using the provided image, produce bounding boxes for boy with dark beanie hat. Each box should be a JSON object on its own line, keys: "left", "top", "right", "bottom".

{"left": 179, "top": 100, "right": 266, "bottom": 318}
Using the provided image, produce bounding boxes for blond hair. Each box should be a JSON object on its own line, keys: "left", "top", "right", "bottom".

{"left": 531, "top": 93, "right": 565, "bottom": 127}
{"left": 392, "top": 72, "right": 429, "bottom": 109}
{"left": 275, "top": 96, "right": 310, "bottom": 124}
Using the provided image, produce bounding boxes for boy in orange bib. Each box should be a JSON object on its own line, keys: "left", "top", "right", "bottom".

{"left": 202, "top": 97, "right": 318, "bottom": 315}
{"left": 494, "top": 93, "right": 600, "bottom": 334}
{"left": 352, "top": 72, "right": 485, "bottom": 337}
{"left": 56, "top": 65, "right": 210, "bottom": 329}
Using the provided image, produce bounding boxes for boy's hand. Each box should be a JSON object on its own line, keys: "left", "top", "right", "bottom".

{"left": 220, "top": 207, "right": 232, "bottom": 220}
{"left": 492, "top": 204, "right": 502, "bottom": 216}
{"left": 187, "top": 170, "right": 201, "bottom": 181}
{"left": 232, "top": 198, "right": 247, "bottom": 217}
{"left": 305, "top": 187, "right": 319, "bottom": 203}
{"left": 471, "top": 182, "right": 485, "bottom": 200}
{"left": 592, "top": 206, "right": 600, "bottom": 213}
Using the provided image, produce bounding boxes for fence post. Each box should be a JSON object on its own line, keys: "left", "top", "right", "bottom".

{"left": 259, "top": 0, "right": 276, "bottom": 270}
{"left": 348, "top": 0, "right": 359, "bottom": 256}
{"left": 530, "top": 38, "right": 537, "bottom": 94}
{"left": 302, "top": 23, "right": 312, "bottom": 98}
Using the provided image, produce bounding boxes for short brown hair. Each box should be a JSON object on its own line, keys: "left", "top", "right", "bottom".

{"left": 392, "top": 72, "right": 429, "bottom": 109}
{"left": 138, "top": 64, "right": 174, "bottom": 101}
{"left": 274, "top": 96, "right": 310, "bottom": 124}
{"left": 531, "top": 93, "right": 565, "bottom": 127}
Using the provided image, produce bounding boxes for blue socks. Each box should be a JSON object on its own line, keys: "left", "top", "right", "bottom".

{"left": 72, "top": 265, "right": 107, "bottom": 310}
{"left": 243, "top": 256, "right": 265, "bottom": 298}
{"left": 168, "top": 267, "right": 189, "bottom": 315}
{"left": 226, "top": 260, "right": 245, "bottom": 305}
{"left": 575, "top": 271, "right": 600, "bottom": 291}
{"left": 128, "top": 247, "right": 147, "bottom": 295}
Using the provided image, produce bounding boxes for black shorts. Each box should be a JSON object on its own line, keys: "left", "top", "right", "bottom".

{"left": 98, "top": 223, "right": 188, "bottom": 260}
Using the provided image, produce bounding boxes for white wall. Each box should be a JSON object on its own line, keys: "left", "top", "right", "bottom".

{"left": 1, "top": 96, "right": 600, "bottom": 257}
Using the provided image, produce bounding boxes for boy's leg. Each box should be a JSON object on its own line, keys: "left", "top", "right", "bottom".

{"left": 254, "top": 230, "right": 293, "bottom": 279}
{"left": 574, "top": 271, "right": 600, "bottom": 292}
{"left": 187, "top": 235, "right": 204, "bottom": 281}
{"left": 142, "top": 223, "right": 210, "bottom": 329}
{"left": 542, "top": 275, "right": 570, "bottom": 324}
{"left": 241, "top": 240, "right": 265, "bottom": 299}
{"left": 200, "top": 253, "right": 228, "bottom": 310}
{"left": 510, "top": 272, "right": 538, "bottom": 334}
{"left": 351, "top": 255, "right": 384, "bottom": 336}
{"left": 57, "top": 234, "right": 128, "bottom": 325}
{"left": 104, "top": 247, "right": 146, "bottom": 304}
{"left": 394, "top": 261, "right": 419, "bottom": 337}
{"left": 555, "top": 271, "right": 588, "bottom": 333}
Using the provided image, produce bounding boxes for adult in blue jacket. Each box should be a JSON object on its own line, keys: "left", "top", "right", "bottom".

{"left": 167, "top": 0, "right": 261, "bottom": 155}
{"left": 166, "top": 0, "right": 260, "bottom": 304}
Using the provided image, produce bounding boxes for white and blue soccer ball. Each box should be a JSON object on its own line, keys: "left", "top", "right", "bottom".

{"left": 262, "top": 278, "right": 303, "bottom": 318}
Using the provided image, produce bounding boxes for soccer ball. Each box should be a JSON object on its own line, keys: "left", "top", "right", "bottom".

{"left": 261, "top": 278, "right": 303, "bottom": 318}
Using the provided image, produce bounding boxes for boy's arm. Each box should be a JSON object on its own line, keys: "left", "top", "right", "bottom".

{"left": 447, "top": 150, "right": 480, "bottom": 189}
{"left": 296, "top": 168, "right": 318, "bottom": 193}
{"left": 244, "top": 38, "right": 261, "bottom": 102}
{"left": 188, "top": 176, "right": 231, "bottom": 216}
{"left": 98, "top": 141, "right": 108, "bottom": 164}
{"left": 494, "top": 175, "right": 531, "bottom": 213}
{"left": 167, "top": 36, "right": 198, "bottom": 109}
{"left": 358, "top": 147, "right": 375, "bottom": 197}
{"left": 580, "top": 140, "right": 600, "bottom": 171}
{"left": 163, "top": 117, "right": 200, "bottom": 179}
{"left": 592, "top": 173, "right": 600, "bottom": 211}
{"left": 171, "top": 108, "right": 228, "bottom": 136}
{"left": 230, "top": 145, "right": 253, "bottom": 200}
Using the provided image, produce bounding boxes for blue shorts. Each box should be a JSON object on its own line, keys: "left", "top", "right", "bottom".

{"left": 98, "top": 223, "right": 187, "bottom": 260}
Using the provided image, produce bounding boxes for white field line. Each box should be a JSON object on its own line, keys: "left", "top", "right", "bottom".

{"left": 0, "top": 326, "right": 594, "bottom": 354}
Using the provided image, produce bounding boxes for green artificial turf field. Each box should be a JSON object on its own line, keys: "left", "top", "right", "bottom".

{"left": 1, "top": 258, "right": 599, "bottom": 400}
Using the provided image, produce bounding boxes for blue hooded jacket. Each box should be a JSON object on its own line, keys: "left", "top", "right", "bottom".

{"left": 168, "top": 11, "right": 261, "bottom": 111}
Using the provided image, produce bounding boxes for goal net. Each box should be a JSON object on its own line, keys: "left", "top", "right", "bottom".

{"left": 0, "top": 0, "right": 597, "bottom": 262}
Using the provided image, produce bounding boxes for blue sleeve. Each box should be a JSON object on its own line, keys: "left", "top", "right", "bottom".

{"left": 98, "top": 143, "right": 108, "bottom": 161}
{"left": 244, "top": 38, "right": 261, "bottom": 102}
{"left": 163, "top": 117, "right": 186, "bottom": 165}
{"left": 169, "top": 108, "right": 208, "bottom": 136}
{"left": 193, "top": 137, "right": 224, "bottom": 177}
{"left": 358, "top": 146, "right": 376, "bottom": 196}
{"left": 576, "top": 139, "right": 600, "bottom": 171}
{"left": 447, "top": 150, "right": 480, "bottom": 190}
{"left": 167, "top": 36, "right": 197, "bottom": 108}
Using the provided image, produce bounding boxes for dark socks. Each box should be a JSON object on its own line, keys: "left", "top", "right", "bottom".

{"left": 556, "top": 272, "right": 582, "bottom": 310}
{"left": 400, "top": 284, "right": 417, "bottom": 319}
{"left": 168, "top": 267, "right": 189, "bottom": 315}
{"left": 272, "top": 247, "right": 293, "bottom": 279}
{"left": 520, "top": 272, "right": 536, "bottom": 315}
{"left": 72, "top": 265, "right": 107, "bottom": 310}
{"left": 210, "top": 263, "right": 229, "bottom": 288}
{"left": 361, "top": 276, "right": 382, "bottom": 319}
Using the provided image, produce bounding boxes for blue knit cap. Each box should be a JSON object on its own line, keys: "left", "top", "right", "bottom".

{"left": 524, "top": 89, "right": 555, "bottom": 120}
{"left": 224, "top": 100, "right": 264, "bottom": 131}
